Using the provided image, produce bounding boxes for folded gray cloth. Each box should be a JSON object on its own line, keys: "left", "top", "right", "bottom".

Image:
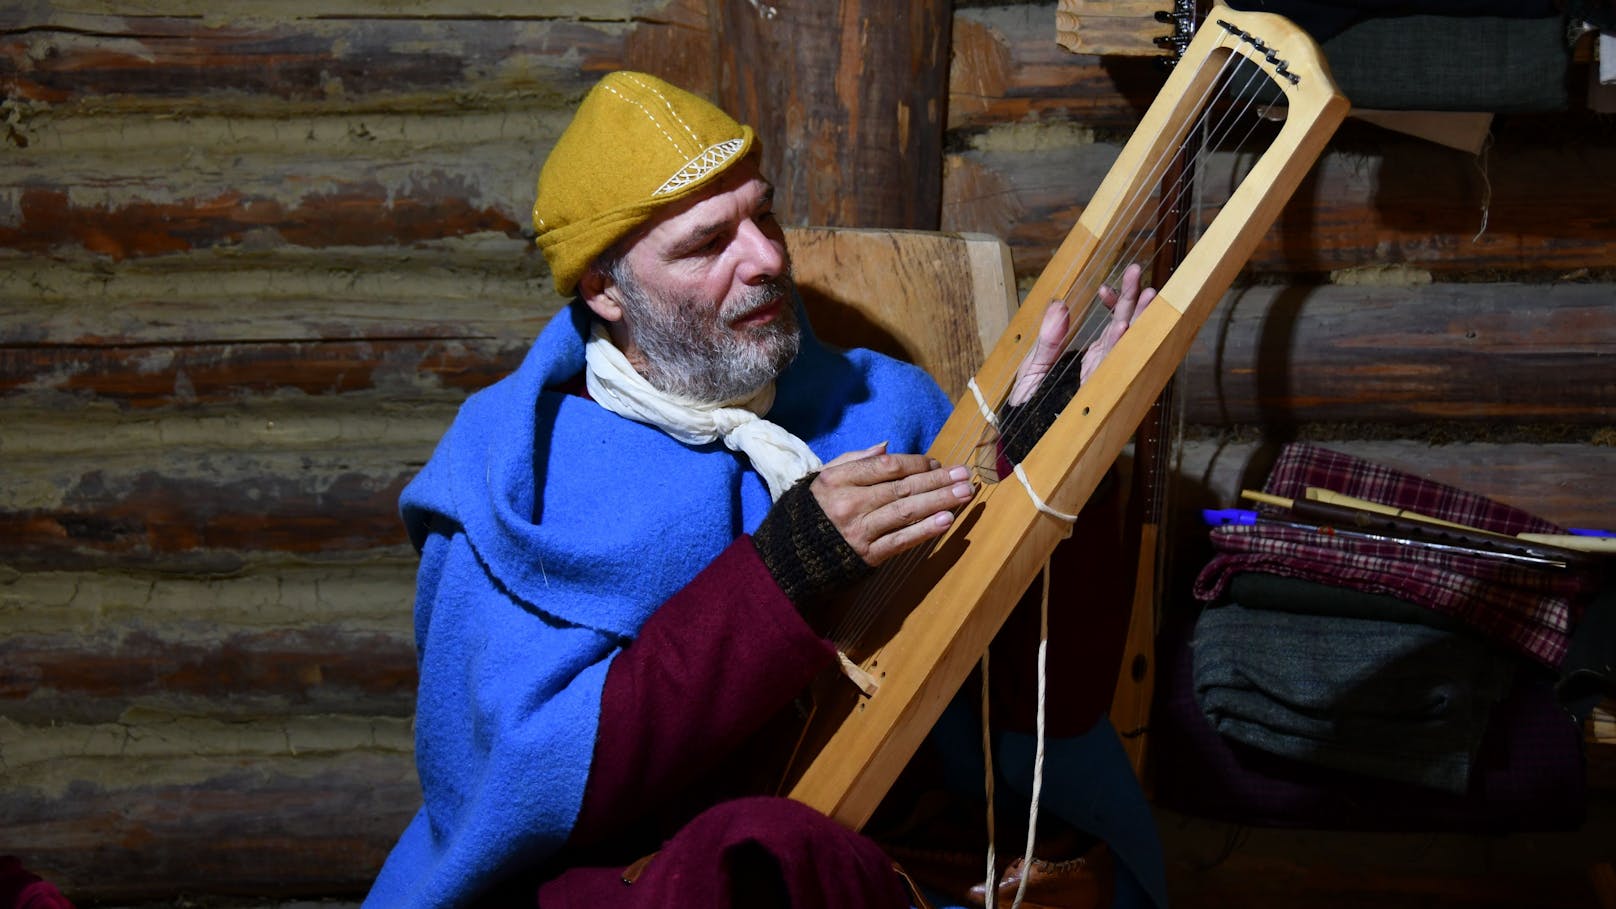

{"left": 1192, "top": 602, "right": 1515, "bottom": 793}
{"left": 1229, "top": 571, "right": 1469, "bottom": 631}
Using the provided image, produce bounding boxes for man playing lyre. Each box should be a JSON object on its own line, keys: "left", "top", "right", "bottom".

{"left": 365, "top": 71, "right": 1165, "bottom": 909}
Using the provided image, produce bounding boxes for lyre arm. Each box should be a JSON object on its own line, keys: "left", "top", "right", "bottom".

{"left": 785, "top": 7, "right": 1349, "bottom": 830}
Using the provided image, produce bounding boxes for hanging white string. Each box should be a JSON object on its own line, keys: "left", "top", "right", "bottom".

{"left": 1008, "top": 561, "right": 1055, "bottom": 909}
{"left": 975, "top": 557, "right": 1058, "bottom": 909}
{"left": 979, "top": 648, "right": 998, "bottom": 903}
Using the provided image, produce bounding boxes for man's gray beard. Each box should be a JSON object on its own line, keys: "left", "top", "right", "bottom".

{"left": 615, "top": 269, "right": 802, "bottom": 404}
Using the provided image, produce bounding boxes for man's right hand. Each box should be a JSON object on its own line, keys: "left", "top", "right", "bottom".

{"left": 811, "top": 443, "right": 974, "bottom": 567}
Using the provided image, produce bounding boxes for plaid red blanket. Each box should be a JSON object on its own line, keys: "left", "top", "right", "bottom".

{"left": 1194, "top": 443, "right": 1596, "bottom": 666}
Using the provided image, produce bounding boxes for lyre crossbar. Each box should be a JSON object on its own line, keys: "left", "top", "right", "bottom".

{"left": 783, "top": 7, "right": 1350, "bottom": 828}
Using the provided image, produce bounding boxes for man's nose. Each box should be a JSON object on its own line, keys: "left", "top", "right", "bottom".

{"left": 732, "top": 219, "right": 785, "bottom": 285}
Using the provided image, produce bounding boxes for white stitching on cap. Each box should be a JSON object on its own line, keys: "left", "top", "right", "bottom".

{"left": 653, "top": 139, "right": 746, "bottom": 196}
{"left": 622, "top": 73, "right": 703, "bottom": 149}
{"left": 601, "top": 82, "right": 684, "bottom": 156}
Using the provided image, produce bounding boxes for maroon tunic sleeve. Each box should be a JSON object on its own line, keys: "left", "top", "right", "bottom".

{"left": 566, "top": 535, "right": 837, "bottom": 846}
{"left": 0, "top": 857, "right": 74, "bottom": 909}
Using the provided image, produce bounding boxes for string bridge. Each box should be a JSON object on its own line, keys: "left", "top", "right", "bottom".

{"left": 836, "top": 650, "right": 881, "bottom": 697}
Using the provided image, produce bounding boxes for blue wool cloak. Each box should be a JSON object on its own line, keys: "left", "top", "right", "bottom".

{"left": 364, "top": 299, "right": 953, "bottom": 908}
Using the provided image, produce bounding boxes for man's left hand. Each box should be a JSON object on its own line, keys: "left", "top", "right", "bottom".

{"left": 1007, "top": 263, "right": 1157, "bottom": 406}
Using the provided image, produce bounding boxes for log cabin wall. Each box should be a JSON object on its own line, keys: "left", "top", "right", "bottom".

{"left": 0, "top": 2, "right": 671, "bottom": 902}
{"left": 2, "top": 1, "right": 1612, "bottom": 905}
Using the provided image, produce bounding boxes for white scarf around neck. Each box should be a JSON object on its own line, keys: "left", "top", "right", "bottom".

{"left": 583, "top": 325, "right": 823, "bottom": 501}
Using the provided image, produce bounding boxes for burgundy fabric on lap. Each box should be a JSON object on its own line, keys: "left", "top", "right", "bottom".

{"left": 0, "top": 858, "right": 74, "bottom": 909}
{"left": 569, "top": 537, "right": 836, "bottom": 853}
{"left": 537, "top": 797, "right": 908, "bottom": 909}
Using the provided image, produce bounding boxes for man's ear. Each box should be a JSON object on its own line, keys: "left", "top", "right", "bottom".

{"left": 578, "top": 264, "right": 624, "bottom": 324}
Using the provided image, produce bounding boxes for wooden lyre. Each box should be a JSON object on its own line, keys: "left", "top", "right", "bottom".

{"left": 781, "top": 6, "right": 1350, "bottom": 829}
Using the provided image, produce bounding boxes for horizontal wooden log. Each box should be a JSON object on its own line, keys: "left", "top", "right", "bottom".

{"left": 1, "top": 562, "right": 418, "bottom": 633}
{"left": 0, "top": 417, "right": 453, "bottom": 496}
{"left": 0, "top": 183, "right": 522, "bottom": 261}
{"left": 0, "top": 246, "right": 554, "bottom": 345}
{"left": 0, "top": 13, "right": 629, "bottom": 108}
{"left": 2, "top": 4, "right": 1148, "bottom": 129}
{"left": 943, "top": 117, "right": 1616, "bottom": 282}
{"left": 0, "top": 338, "right": 525, "bottom": 408}
{"left": 0, "top": 626, "right": 416, "bottom": 724}
{"left": 1180, "top": 282, "right": 1616, "bottom": 426}
{"left": 0, "top": 111, "right": 562, "bottom": 249}
{"left": 1, "top": 565, "right": 418, "bottom": 725}
{"left": 2, "top": 738, "right": 416, "bottom": 902}
{"left": 0, "top": 451, "right": 418, "bottom": 571}
{"left": 0, "top": 0, "right": 658, "bottom": 27}
{"left": 0, "top": 106, "right": 565, "bottom": 261}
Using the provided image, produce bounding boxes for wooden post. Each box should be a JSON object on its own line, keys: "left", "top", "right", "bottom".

{"left": 712, "top": 0, "right": 952, "bottom": 230}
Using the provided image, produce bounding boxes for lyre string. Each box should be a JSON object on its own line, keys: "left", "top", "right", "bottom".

{"left": 829, "top": 35, "right": 1282, "bottom": 655}
{"left": 831, "top": 40, "right": 1257, "bottom": 653}
{"left": 987, "top": 53, "right": 1274, "bottom": 469}
{"left": 830, "top": 53, "right": 1235, "bottom": 648}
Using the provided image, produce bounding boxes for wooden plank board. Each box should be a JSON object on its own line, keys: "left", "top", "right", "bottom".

{"left": 786, "top": 227, "right": 1015, "bottom": 399}
{"left": 1055, "top": 0, "right": 1174, "bottom": 58}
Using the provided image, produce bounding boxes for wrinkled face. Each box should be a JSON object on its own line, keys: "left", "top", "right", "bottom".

{"left": 581, "top": 156, "right": 800, "bottom": 403}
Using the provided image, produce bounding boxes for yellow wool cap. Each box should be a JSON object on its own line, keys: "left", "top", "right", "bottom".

{"left": 532, "top": 71, "right": 757, "bottom": 296}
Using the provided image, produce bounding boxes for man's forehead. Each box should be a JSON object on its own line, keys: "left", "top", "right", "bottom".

{"left": 637, "top": 160, "right": 772, "bottom": 242}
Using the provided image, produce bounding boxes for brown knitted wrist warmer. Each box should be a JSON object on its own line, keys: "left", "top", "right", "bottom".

{"left": 752, "top": 473, "right": 872, "bottom": 610}
{"left": 999, "top": 349, "right": 1084, "bottom": 466}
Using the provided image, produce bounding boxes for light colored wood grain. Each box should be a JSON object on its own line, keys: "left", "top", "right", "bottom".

{"left": 786, "top": 8, "right": 1348, "bottom": 828}
{"left": 785, "top": 227, "right": 1017, "bottom": 400}
{"left": 1056, "top": 0, "right": 1174, "bottom": 57}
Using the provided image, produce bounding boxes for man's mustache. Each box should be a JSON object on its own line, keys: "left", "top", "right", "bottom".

{"left": 721, "top": 274, "right": 794, "bottom": 324}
